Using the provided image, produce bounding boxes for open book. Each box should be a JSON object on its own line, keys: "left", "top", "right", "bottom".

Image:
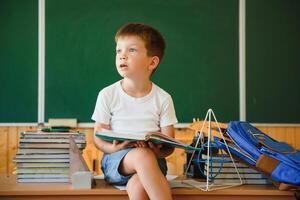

{"left": 95, "top": 130, "right": 200, "bottom": 151}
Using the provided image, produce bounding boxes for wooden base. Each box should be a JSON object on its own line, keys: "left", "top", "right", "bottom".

{"left": 0, "top": 175, "right": 295, "bottom": 200}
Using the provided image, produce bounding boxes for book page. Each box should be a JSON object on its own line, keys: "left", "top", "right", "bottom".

{"left": 96, "top": 130, "right": 147, "bottom": 141}
{"left": 147, "top": 132, "right": 187, "bottom": 146}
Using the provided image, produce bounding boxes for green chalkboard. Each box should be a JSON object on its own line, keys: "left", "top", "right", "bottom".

{"left": 246, "top": 0, "right": 300, "bottom": 123}
{"left": 3, "top": 0, "right": 300, "bottom": 123}
{"left": 45, "top": 0, "right": 239, "bottom": 123}
{"left": 0, "top": 0, "right": 38, "bottom": 122}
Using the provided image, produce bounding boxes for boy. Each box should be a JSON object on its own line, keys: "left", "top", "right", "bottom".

{"left": 92, "top": 23, "right": 177, "bottom": 200}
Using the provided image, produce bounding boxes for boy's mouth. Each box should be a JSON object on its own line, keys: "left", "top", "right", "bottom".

{"left": 120, "top": 64, "right": 128, "bottom": 69}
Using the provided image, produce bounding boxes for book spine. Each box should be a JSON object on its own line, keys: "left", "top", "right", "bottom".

{"left": 17, "top": 178, "right": 69, "bottom": 183}
{"left": 16, "top": 168, "right": 69, "bottom": 174}
{"left": 15, "top": 159, "right": 69, "bottom": 163}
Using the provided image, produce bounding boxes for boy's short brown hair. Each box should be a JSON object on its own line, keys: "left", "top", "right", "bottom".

{"left": 115, "top": 23, "right": 166, "bottom": 63}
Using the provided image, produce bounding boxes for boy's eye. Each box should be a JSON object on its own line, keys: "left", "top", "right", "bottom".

{"left": 116, "top": 49, "right": 121, "bottom": 54}
{"left": 129, "top": 48, "right": 136, "bottom": 52}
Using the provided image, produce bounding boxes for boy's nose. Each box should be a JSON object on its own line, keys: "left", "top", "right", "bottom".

{"left": 119, "top": 53, "right": 127, "bottom": 60}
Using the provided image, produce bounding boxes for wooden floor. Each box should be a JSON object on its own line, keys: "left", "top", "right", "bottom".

{"left": 0, "top": 175, "right": 296, "bottom": 200}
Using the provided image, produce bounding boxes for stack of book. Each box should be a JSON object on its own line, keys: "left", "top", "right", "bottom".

{"left": 202, "top": 154, "right": 272, "bottom": 185}
{"left": 14, "top": 131, "right": 86, "bottom": 183}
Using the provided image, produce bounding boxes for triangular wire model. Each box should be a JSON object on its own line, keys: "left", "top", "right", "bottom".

{"left": 183, "top": 109, "right": 243, "bottom": 191}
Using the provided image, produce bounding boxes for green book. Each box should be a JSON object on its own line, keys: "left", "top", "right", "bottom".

{"left": 95, "top": 131, "right": 200, "bottom": 151}
{"left": 41, "top": 127, "right": 71, "bottom": 132}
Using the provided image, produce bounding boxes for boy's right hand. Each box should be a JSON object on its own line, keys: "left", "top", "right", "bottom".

{"left": 111, "top": 140, "right": 134, "bottom": 152}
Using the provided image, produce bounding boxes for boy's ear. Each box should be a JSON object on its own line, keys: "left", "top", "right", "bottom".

{"left": 149, "top": 56, "right": 160, "bottom": 71}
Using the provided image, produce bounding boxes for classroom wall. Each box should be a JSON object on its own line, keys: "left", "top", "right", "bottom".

{"left": 1, "top": 126, "right": 300, "bottom": 176}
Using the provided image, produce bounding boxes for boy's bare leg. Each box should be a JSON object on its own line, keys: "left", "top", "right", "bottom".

{"left": 120, "top": 148, "right": 172, "bottom": 200}
{"left": 126, "top": 174, "right": 149, "bottom": 200}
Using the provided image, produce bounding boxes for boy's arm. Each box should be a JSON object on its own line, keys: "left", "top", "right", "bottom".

{"left": 148, "top": 125, "right": 175, "bottom": 158}
{"left": 93, "top": 123, "right": 132, "bottom": 154}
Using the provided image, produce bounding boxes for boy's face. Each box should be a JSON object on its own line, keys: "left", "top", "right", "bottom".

{"left": 115, "top": 35, "right": 158, "bottom": 79}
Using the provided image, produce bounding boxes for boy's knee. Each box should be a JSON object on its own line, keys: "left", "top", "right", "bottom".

{"left": 131, "top": 147, "right": 156, "bottom": 160}
{"left": 126, "top": 148, "right": 157, "bottom": 169}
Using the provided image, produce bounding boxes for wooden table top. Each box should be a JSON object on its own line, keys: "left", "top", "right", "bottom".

{"left": 0, "top": 175, "right": 295, "bottom": 197}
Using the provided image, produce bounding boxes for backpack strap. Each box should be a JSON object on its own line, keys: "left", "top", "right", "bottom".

{"left": 256, "top": 154, "right": 300, "bottom": 191}
{"left": 278, "top": 183, "right": 300, "bottom": 191}
{"left": 256, "top": 154, "right": 280, "bottom": 174}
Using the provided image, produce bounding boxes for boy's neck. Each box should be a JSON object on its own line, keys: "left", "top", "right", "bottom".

{"left": 121, "top": 78, "right": 152, "bottom": 98}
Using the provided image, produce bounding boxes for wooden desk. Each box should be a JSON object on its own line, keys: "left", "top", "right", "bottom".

{"left": 0, "top": 175, "right": 295, "bottom": 200}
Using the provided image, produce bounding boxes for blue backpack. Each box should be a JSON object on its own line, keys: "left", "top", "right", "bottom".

{"left": 214, "top": 121, "right": 300, "bottom": 190}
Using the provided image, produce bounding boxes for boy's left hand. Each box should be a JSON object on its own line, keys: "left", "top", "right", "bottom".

{"left": 148, "top": 142, "right": 163, "bottom": 158}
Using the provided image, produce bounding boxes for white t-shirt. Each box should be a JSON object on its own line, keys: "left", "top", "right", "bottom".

{"left": 91, "top": 80, "right": 178, "bottom": 134}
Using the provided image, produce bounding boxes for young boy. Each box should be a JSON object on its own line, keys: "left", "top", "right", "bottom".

{"left": 92, "top": 23, "right": 177, "bottom": 200}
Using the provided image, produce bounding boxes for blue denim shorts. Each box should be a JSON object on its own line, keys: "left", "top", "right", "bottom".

{"left": 101, "top": 148, "right": 168, "bottom": 185}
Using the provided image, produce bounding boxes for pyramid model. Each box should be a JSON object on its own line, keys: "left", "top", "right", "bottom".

{"left": 183, "top": 109, "right": 243, "bottom": 191}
